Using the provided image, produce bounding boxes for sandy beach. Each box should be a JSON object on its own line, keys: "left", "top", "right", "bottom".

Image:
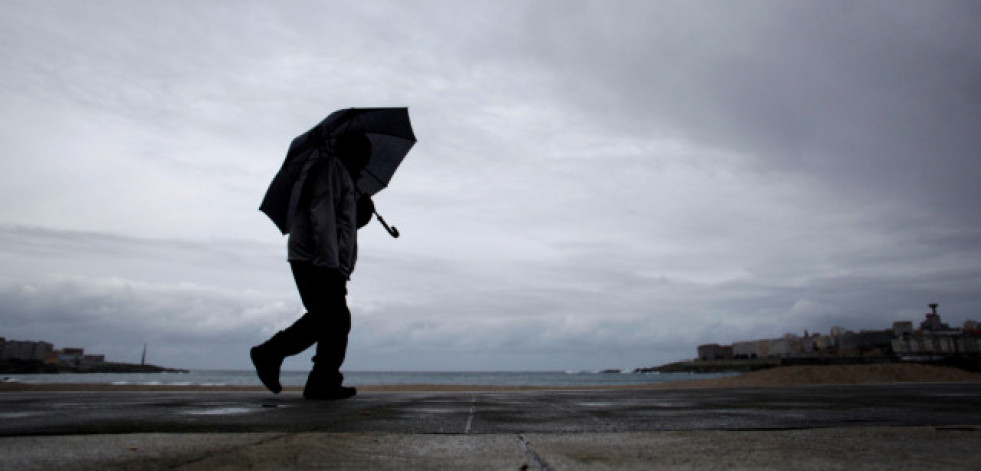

{"left": 3, "top": 363, "right": 979, "bottom": 393}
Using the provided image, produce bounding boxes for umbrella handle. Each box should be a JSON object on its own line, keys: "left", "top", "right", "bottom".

{"left": 374, "top": 210, "right": 400, "bottom": 238}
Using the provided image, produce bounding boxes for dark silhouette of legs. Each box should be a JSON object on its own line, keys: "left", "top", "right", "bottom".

{"left": 251, "top": 261, "right": 354, "bottom": 399}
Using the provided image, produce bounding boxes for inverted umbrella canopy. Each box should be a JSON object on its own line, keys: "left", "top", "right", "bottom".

{"left": 259, "top": 107, "right": 416, "bottom": 235}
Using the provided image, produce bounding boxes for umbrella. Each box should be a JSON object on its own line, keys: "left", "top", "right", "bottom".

{"left": 259, "top": 107, "right": 416, "bottom": 237}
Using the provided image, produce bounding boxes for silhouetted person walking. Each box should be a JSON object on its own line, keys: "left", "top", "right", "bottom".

{"left": 251, "top": 133, "right": 372, "bottom": 400}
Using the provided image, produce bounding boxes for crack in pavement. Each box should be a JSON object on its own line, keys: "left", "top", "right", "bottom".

{"left": 464, "top": 394, "right": 476, "bottom": 434}
{"left": 516, "top": 433, "right": 552, "bottom": 471}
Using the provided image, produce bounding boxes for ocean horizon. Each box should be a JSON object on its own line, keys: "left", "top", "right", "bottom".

{"left": 2, "top": 370, "right": 736, "bottom": 388}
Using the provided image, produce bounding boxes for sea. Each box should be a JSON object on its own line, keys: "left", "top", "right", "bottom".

{"left": 1, "top": 370, "right": 736, "bottom": 388}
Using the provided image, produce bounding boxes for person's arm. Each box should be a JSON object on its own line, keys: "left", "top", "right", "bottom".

{"left": 356, "top": 195, "right": 374, "bottom": 229}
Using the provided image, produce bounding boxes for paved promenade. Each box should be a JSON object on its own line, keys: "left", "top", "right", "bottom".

{"left": 2, "top": 382, "right": 980, "bottom": 469}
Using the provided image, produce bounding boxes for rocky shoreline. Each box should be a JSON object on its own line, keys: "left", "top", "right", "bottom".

{"left": 638, "top": 355, "right": 981, "bottom": 374}
{"left": 651, "top": 363, "right": 981, "bottom": 389}
{"left": 0, "top": 359, "right": 188, "bottom": 375}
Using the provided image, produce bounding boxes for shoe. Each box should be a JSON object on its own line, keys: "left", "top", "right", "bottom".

{"left": 304, "top": 385, "right": 357, "bottom": 401}
{"left": 250, "top": 346, "right": 284, "bottom": 394}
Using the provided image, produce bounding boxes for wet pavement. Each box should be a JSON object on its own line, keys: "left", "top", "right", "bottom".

{"left": 3, "top": 382, "right": 980, "bottom": 436}
{"left": 1, "top": 382, "right": 980, "bottom": 469}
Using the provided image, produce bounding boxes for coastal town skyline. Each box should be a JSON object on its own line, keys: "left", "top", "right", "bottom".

{"left": 6, "top": 304, "right": 979, "bottom": 373}
{"left": 695, "top": 304, "right": 981, "bottom": 363}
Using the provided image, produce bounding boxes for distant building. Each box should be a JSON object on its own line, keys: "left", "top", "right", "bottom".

{"left": 960, "top": 336, "right": 981, "bottom": 354}
{"left": 771, "top": 334, "right": 804, "bottom": 358}
{"left": 697, "top": 344, "right": 732, "bottom": 361}
{"left": 802, "top": 332, "right": 825, "bottom": 355}
{"left": 1, "top": 337, "right": 112, "bottom": 369}
{"left": 59, "top": 348, "right": 85, "bottom": 365}
{"left": 1, "top": 340, "right": 54, "bottom": 361}
{"left": 721, "top": 345, "right": 733, "bottom": 359}
{"left": 921, "top": 314, "right": 950, "bottom": 331}
{"left": 891, "top": 305, "right": 979, "bottom": 356}
{"left": 962, "top": 320, "right": 981, "bottom": 335}
{"left": 43, "top": 351, "right": 60, "bottom": 364}
{"left": 851, "top": 330, "right": 895, "bottom": 356}
{"left": 698, "top": 303, "right": 979, "bottom": 362}
{"left": 893, "top": 334, "right": 965, "bottom": 356}
{"left": 893, "top": 321, "right": 914, "bottom": 338}
{"left": 813, "top": 335, "right": 833, "bottom": 351}
{"left": 732, "top": 340, "right": 771, "bottom": 359}
{"left": 921, "top": 303, "right": 952, "bottom": 331}
{"left": 731, "top": 341, "right": 756, "bottom": 359}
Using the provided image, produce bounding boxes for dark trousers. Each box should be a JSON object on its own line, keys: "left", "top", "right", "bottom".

{"left": 274, "top": 261, "right": 351, "bottom": 388}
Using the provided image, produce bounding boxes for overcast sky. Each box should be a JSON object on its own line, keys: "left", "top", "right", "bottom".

{"left": 2, "top": 1, "right": 979, "bottom": 372}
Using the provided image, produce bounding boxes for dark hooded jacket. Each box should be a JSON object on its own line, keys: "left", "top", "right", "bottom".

{"left": 287, "top": 155, "right": 358, "bottom": 278}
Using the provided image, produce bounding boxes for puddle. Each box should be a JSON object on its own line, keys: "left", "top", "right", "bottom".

{"left": 631, "top": 401, "right": 696, "bottom": 408}
{"left": 403, "top": 407, "right": 461, "bottom": 414}
{"left": 0, "top": 411, "right": 44, "bottom": 419}
{"left": 183, "top": 407, "right": 256, "bottom": 416}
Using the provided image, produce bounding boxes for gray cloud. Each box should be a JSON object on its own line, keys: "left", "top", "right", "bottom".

{"left": 510, "top": 1, "right": 981, "bottom": 221}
